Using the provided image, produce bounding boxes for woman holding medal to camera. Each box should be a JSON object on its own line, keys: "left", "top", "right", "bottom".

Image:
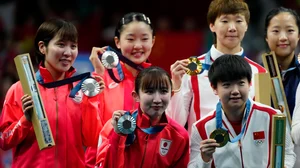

{"left": 0, "top": 18, "right": 105, "bottom": 167}
{"left": 166, "top": 0, "right": 266, "bottom": 135}
{"left": 189, "top": 54, "right": 295, "bottom": 168}
{"left": 85, "top": 12, "right": 156, "bottom": 167}
{"left": 96, "top": 66, "right": 189, "bottom": 168}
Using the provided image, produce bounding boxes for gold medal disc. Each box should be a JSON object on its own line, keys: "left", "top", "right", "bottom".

{"left": 210, "top": 129, "right": 229, "bottom": 147}
{"left": 186, "top": 57, "right": 202, "bottom": 76}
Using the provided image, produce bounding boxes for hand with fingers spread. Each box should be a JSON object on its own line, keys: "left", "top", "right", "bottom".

{"left": 89, "top": 46, "right": 108, "bottom": 76}
{"left": 111, "top": 110, "right": 126, "bottom": 134}
{"left": 170, "top": 59, "right": 189, "bottom": 91}
{"left": 21, "top": 94, "right": 34, "bottom": 121}
{"left": 200, "top": 139, "right": 220, "bottom": 162}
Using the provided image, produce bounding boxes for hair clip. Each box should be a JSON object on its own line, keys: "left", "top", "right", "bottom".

{"left": 142, "top": 14, "right": 147, "bottom": 21}
{"left": 147, "top": 17, "right": 151, "bottom": 24}
{"left": 122, "top": 18, "right": 125, "bottom": 25}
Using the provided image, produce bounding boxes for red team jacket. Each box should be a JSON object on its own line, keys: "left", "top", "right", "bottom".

{"left": 0, "top": 66, "right": 101, "bottom": 168}
{"left": 85, "top": 62, "right": 151, "bottom": 167}
{"left": 96, "top": 108, "right": 190, "bottom": 168}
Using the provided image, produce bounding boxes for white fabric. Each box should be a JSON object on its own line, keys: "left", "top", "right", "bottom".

{"left": 291, "top": 84, "right": 300, "bottom": 168}
{"left": 166, "top": 45, "right": 266, "bottom": 135}
{"left": 188, "top": 99, "right": 296, "bottom": 168}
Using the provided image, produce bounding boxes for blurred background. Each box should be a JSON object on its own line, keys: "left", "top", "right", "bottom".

{"left": 0, "top": 0, "right": 299, "bottom": 166}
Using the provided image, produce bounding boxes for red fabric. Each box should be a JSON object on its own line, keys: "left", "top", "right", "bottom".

{"left": 253, "top": 131, "right": 265, "bottom": 140}
{"left": 96, "top": 109, "right": 190, "bottom": 168}
{"left": 0, "top": 65, "right": 101, "bottom": 168}
{"left": 228, "top": 120, "right": 242, "bottom": 135}
{"left": 85, "top": 62, "right": 151, "bottom": 167}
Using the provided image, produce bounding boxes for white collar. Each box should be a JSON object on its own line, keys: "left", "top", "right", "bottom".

{"left": 209, "top": 45, "right": 244, "bottom": 61}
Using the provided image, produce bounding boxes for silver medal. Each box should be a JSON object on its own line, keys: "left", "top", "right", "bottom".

{"left": 81, "top": 78, "right": 100, "bottom": 97}
{"left": 117, "top": 114, "right": 136, "bottom": 134}
{"left": 101, "top": 51, "right": 119, "bottom": 69}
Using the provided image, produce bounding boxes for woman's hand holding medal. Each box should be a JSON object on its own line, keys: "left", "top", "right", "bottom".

{"left": 111, "top": 110, "right": 126, "bottom": 134}
{"left": 89, "top": 46, "right": 108, "bottom": 76}
{"left": 170, "top": 59, "right": 189, "bottom": 92}
{"left": 199, "top": 139, "right": 220, "bottom": 162}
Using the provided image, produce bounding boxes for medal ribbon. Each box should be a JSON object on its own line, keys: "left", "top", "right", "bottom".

{"left": 204, "top": 50, "right": 246, "bottom": 70}
{"left": 36, "top": 70, "right": 91, "bottom": 98}
{"left": 125, "top": 110, "right": 166, "bottom": 145}
{"left": 216, "top": 99, "right": 251, "bottom": 143}
{"left": 104, "top": 46, "right": 145, "bottom": 83}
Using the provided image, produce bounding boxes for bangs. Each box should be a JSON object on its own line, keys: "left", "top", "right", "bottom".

{"left": 140, "top": 70, "right": 171, "bottom": 91}
{"left": 216, "top": 62, "right": 250, "bottom": 82}
{"left": 56, "top": 23, "right": 78, "bottom": 42}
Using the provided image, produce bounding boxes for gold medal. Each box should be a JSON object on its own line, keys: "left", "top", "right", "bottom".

{"left": 210, "top": 129, "right": 229, "bottom": 147}
{"left": 186, "top": 57, "right": 202, "bottom": 75}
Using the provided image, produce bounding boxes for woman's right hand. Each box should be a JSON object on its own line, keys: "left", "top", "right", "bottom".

{"left": 89, "top": 46, "right": 108, "bottom": 76}
{"left": 21, "top": 94, "right": 34, "bottom": 121}
{"left": 111, "top": 110, "right": 126, "bottom": 134}
{"left": 170, "top": 59, "right": 189, "bottom": 91}
{"left": 200, "top": 139, "right": 219, "bottom": 162}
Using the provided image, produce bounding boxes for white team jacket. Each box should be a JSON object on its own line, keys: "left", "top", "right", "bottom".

{"left": 189, "top": 99, "right": 296, "bottom": 168}
{"left": 166, "top": 45, "right": 266, "bottom": 134}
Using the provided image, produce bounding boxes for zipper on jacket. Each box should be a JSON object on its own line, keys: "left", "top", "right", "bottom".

{"left": 54, "top": 88, "right": 59, "bottom": 168}
{"left": 140, "top": 135, "right": 149, "bottom": 168}
{"left": 239, "top": 140, "right": 244, "bottom": 168}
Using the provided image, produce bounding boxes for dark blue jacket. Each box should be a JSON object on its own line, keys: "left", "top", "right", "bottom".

{"left": 281, "top": 56, "right": 300, "bottom": 116}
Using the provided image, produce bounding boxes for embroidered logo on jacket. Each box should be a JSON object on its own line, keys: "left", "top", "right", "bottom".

{"left": 159, "top": 138, "right": 172, "bottom": 156}
{"left": 108, "top": 82, "right": 119, "bottom": 89}
{"left": 253, "top": 131, "right": 265, "bottom": 146}
{"left": 73, "top": 90, "right": 83, "bottom": 103}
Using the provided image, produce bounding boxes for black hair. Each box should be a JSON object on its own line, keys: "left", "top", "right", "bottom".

{"left": 34, "top": 18, "right": 78, "bottom": 64}
{"left": 134, "top": 66, "right": 172, "bottom": 94}
{"left": 264, "top": 6, "right": 300, "bottom": 40}
{"left": 115, "top": 12, "right": 155, "bottom": 39}
{"left": 208, "top": 54, "right": 252, "bottom": 87}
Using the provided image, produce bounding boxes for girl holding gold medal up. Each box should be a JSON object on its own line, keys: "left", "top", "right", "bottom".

{"left": 188, "top": 55, "right": 295, "bottom": 168}
{"left": 166, "top": 0, "right": 266, "bottom": 135}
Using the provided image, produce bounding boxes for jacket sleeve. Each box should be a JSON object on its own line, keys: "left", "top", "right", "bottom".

{"left": 284, "top": 118, "right": 296, "bottom": 167}
{"left": 188, "top": 123, "right": 212, "bottom": 168}
{"left": 292, "top": 84, "right": 300, "bottom": 145}
{"left": 166, "top": 74, "right": 193, "bottom": 127}
{"left": 81, "top": 93, "right": 102, "bottom": 147}
{"left": 96, "top": 120, "right": 126, "bottom": 168}
{"left": 0, "top": 83, "right": 33, "bottom": 150}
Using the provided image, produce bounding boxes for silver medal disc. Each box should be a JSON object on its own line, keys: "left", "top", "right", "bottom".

{"left": 81, "top": 78, "right": 101, "bottom": 97}
{"left": 117, "top": 114, "right": 136, "bottom": 134}
{"left": 101, "top": 51, "right": 119, "bottom": 69}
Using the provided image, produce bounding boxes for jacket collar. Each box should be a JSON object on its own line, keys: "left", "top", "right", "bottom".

{"left": 122, "top": 62, "right": 152, "bottom": 79}
{"left": 136, "top": 106, "right": 168, "bottom": 129}
{"left": 38, "top": 63, "right": 76, "bottom": 83}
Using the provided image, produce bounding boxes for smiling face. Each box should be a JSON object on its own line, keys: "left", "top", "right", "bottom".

{"left": 40, "top": 34, "right": 78, "bottom": 75}
{"left": 134, "top": 86, "right": 171, "bottom": 120}
{"left": 210, "top": 14, "right": 248, "bottom": 53}
{"left": 213, "top": 77, "right": 250, "bottom": 114}
{"left": 133, "top": 67, "right": 172, "bottom": 120}
{"left": 266, "top": 12, "right": 299, "bottom": 59}
{"left": 115, "top": 21, "right": 155, "bottom": 65}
